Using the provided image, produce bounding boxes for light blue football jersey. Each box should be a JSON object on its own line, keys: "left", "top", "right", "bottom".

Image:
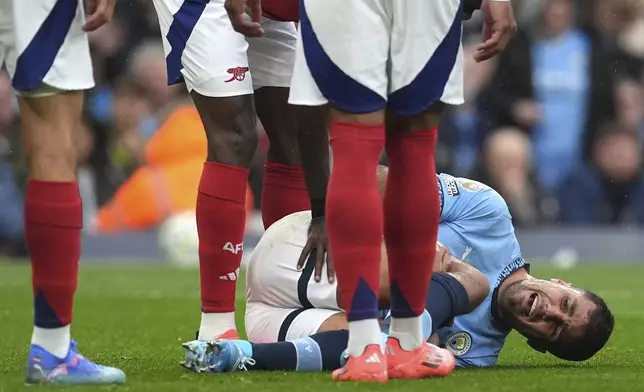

{"left": 435, "top": 173, "right": 527, "bottom": 367}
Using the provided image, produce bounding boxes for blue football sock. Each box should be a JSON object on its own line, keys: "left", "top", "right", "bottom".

{"left": 248, "top": 330, "right": 351, "bottom": 371}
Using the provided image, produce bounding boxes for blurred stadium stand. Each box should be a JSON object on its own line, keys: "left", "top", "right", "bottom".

{"left": 1, "top": 0, "right": 644, "bottom": 261}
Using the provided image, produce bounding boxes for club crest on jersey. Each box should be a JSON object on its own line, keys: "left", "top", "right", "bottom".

{"left": 444, "top": 177, "right": 460, "bottom": 197}
{"left": 457, "top": 178, "right": 487, "bottom": 192}
{"left": 445, "top": 332, "right": 472, "bottom": 356}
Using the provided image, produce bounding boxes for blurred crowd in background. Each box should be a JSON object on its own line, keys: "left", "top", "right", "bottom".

{"left": 1, "top": 0, "right": 644, "bottom": 255}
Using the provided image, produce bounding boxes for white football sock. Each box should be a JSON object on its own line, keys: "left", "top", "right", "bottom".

{"left": 197, "top": 312, "right": 236, "bottom": 341}
{"left": 31, "top": 325, "right": 71, "bottom": 359}
{"left": 347, "top": 319, "right": 382, "bottom": 356}
{"left": 389, "top": 315, "right": 424, "bottom": 351}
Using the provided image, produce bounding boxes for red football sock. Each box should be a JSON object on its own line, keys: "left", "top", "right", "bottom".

{"left": 261, "top": 161, "right": 310, "bottom": 229}
{"left": 327, "top": 121, "right": 385, "bottom": 321}
{"left": 26, "top": 181, "right": 82, "bottom": 328}
{"left": 384, "top": 127, "right": 439, "bottom": 317}
{"left": 197, "top": 162, "right": 249, "bottom": 313}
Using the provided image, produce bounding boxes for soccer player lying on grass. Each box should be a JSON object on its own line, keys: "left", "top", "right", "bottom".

{"left": 184, "top": 239, "right": 482, "bottom": 375}
{"left": 182, "top": 167, "right": 614, "bottom": 373}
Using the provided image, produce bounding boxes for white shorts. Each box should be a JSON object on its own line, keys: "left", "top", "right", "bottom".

{"left": 152, "top": 0, "right": 296, "bottom": 97}
{"left": 245, "top": 302, "right": 341, "bottom": 343}
{"left": 245, "top": 211, "right": 341, "bottom": 342}
{"left": 288, "top": 0, "right": 464, "bottom": 115}
{"left": 0, "top": 0, "right": 94, "bottom": 93}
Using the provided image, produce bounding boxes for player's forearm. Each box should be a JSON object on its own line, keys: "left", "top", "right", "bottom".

{"left": 295, "top": 105, "right": 330, "bottom": 217}
{"left": 446, "top": 258, "right": 470, "bottom": 274}
{"left": 446, "top": 258, "right": 490, "bottom": 312}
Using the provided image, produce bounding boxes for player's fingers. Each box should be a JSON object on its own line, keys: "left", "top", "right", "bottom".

{"left": 474, "top": 48, "right": 500, "bottom": 63}
{"left": 225, "top": 2, "right": 264, "bottom": 37}
{"left": 250, "top": 0, "right": 262, "bottom": 23}
{"left": 233, "top": 17, "right": 264, "bottom": 37}
{"left": 314, "top": 246, "right": 325, "bottom": 282}
{"left": 83, "top": 3, "right": 108, "bottom": 32}
{"left": 224, "top": 0, "right": 244, "bottom": 14}
{"left": 326, "top": 251, "right": 335, "bottom": 283}
{"left": 483, "top": 20, "right": 516, "bottom": 54}
{"left": 304, "top": 248, "right": 318, "bottom": 281}
{"left": 224, "top": 1, "right": 247, "bottom": 33}
{"left": 474, "top": 33, "right": 503, "bottom": 62}
{"left": 476, "top": 31, "right": 500, "bottom": 53}
{"left": 475, "top": 41, "right": 496, "bottom": 55}
{"left": 297, "top": 242, "right": 312, "bottom": 270}
{"left": 475, "top": 30, "right": 513, "bottom": 62}
{"left": 82, "top": 16, "right": 102, "bottom": 32}
{"left": 83, "top": 14, "right": 109, "bottom": 32}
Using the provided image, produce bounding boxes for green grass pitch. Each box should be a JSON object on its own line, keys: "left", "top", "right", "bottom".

{"left": 0, "top": 263, "right": 641, "bottom": 392}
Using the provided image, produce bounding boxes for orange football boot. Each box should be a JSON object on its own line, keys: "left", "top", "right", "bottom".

{"left": 216, "top": 329, "right": 240, "bottom": 340}
{"left": 194, "top": 328, "right": 240, "bottom": 341}
{"left": 385, "top": 337, "right": 455, "bottom": 379}
{"left": 331, "top": 344, "right": 388, "bottom": 382}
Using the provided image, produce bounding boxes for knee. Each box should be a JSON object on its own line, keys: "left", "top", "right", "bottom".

{"left": 19, "top": 93, "right": 84, "bottom": 181}
{"left": 266, "top": 144, "right": 300, "bottom": 165}
{"left": 255, "top": 87, "right": 301, "bottom": 165}
{"left": 198, "top": 94, "right": 259, "bottom": 167}
{"left": 265, "top": 113, "right": 300, "bottom": 164}
{"left": 388, "top": 102, "right": 445, "bottom": 133}
{"left": 316, "top": 312, "right": 348, "bottom": 333}
{"left": 484, "top": 127, "right": 532, "bottom": 185}
{"left": 205, "top": 121, "right": 258, "bottom": 166}
{"left": 332, "top": 107, "right": 384, "bottom": 125}
{"left": 23, "top": 124, "right": 77, "bottom": 181}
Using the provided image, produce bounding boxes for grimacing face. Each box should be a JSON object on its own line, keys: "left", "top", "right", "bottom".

{"left": 498, "top": 278, "right": 596, "bottom": 348}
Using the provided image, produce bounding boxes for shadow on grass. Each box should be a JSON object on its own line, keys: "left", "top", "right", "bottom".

{"left": 456, "top": 362, "right": 626, "bottom": 372}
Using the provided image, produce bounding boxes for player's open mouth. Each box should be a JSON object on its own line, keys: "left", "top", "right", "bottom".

{"left": 526, "top": 293, "right": 538, "bottom": 318}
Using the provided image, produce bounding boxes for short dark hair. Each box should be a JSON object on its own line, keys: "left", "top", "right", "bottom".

{"left": 546, "top": 291, "right": 614, "bottom": 361}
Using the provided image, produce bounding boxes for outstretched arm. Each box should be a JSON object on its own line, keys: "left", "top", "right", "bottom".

{"left": 296, "top": 105, "right": 330, "bottom": 218}
{"left": 295, "top": 105, "right": 333, "bottom": 282}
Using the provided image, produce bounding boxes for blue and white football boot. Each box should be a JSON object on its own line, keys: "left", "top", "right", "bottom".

{"left": 182, "top": 339, "right": 255, "bottom": 373}
{"left": 25, "top": 341, "right": 126, "bottom": 385}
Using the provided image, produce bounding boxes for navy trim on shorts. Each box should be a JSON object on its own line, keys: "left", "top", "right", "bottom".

{"left": 387, "top": 1, "right": 464, "bottom": 116}
{"left": 277, "top": 249, "right": 318, "bottom": 341}
{"left": 13, "top": 0, "right": 78, "bottom": 91}
{"left": 299, "top": 0, "right": 387, "bottom": 113}
{"left": 297, "top": 249, "right": 317, "bottom": 308}
{"left": 277, "top": 308, "right": 307, "bottom": 342}
{"left": 164, "top": 0, "right": 209, "bottom": 85}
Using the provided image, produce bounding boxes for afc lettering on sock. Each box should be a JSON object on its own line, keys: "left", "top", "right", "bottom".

{"left": 223, "top": 242, "right": 243, "bottom": 255}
